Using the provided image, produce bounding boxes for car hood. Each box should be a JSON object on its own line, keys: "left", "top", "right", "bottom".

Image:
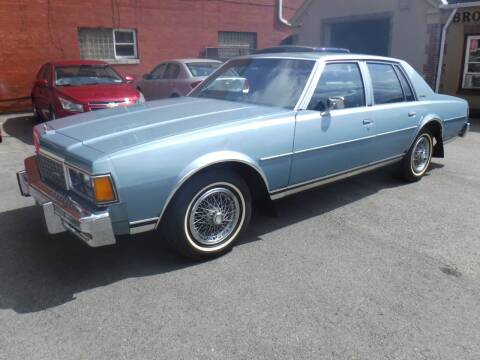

{"left": 47, "top": 97, "right": 292, "bottom": 154}
{"left": 56, "top": 83, "right": 140, "bottom": 103}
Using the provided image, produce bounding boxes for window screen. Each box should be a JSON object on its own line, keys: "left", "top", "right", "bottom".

{"left": 368, "top": 63, "right": 405, "bottom": 105}
{"left": 78, "top": 28, "right": 137, "bottom": 60}
{"left": 218, "top": 31, "right": 257, "bottom": 59}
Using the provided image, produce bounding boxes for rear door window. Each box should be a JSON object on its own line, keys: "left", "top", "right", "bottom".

{"left": 164, "top": 63, "right": 181, "bottom": 79}
{"left": 151, "top": 64, "right": 167, "bottom": 79}
{"left": 367, "top": 63, "right": 405, "bottom": 105}
{"left": 394, "top": 65, "right": 415, "bottom": 102}
{"left": 308, "top": 62, "right": 366, "bottom": 111}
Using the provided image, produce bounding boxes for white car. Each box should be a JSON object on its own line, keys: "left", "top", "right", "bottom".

{"left": 136, "top": 59, "right": 222, "bottom": 100}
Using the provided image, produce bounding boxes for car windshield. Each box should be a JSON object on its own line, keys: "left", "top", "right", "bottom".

{"left": 186, "top": 62, "right": 221, "bottom": 77}
{"left": 55, "top": 65, "right": 124, "bottom": 86}
{"left": 190, "top": 58, "right": 315, "bottom": 109}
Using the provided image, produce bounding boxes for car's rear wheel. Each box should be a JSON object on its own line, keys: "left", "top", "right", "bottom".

{"left": 161, "top": 170, "right": 251, "bottom": 259}
{"left": 401, "top": 129, "right": 433, "bottom": 182}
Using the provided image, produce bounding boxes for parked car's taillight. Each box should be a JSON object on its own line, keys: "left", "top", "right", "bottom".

{"left": 33, "top": 127, "right": 41, "bottom": 154}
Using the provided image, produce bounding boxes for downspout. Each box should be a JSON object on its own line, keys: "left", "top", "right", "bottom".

{"left": 435, "top": 8, "right": 458, "bottom": 92}
{"left": 278, "top": 0, "right": 293, "bottom": 27}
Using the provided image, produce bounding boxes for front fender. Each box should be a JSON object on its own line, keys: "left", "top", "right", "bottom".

{"left": 154, "top": 151, "right": 269, "bottom": 228}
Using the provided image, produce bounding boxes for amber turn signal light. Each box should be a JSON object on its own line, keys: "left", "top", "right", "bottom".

{"left": 93, "top": 176, "right": 116, "bottom": 203}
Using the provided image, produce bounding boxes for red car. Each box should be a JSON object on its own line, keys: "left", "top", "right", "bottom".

{"left": 31, "top": 60, "right": 144, "bottom": 121}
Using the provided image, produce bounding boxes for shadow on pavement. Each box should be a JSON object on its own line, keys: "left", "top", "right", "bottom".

{"left": 2, "top": 114, "right": 35, "bottom": 145}
{"left": 0, "top": 164, "right": 437, "bottom": 314}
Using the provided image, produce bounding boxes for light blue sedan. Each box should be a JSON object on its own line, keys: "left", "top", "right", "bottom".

{"left": 17, "top": 51, "right": 470, "bottom": 259}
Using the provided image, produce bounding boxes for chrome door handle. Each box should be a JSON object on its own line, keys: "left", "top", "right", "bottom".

{"left": 363, "top": 119, "right": 373, "bottom": 125}
{"left": 408, "top": 112, "right": 417, "bottom": 117}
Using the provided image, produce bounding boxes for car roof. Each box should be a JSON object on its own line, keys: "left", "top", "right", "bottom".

{"left": 240, "top": 52, "right": 403, "bottom": 63}
{"left": 174, "top": 58, "right": 222, "bottom": 64}
{"left": 255, "top": 46, "right": 350, "bottom": 54}
{"left": 51, "top": 60, "right": 109, "bottom": 67}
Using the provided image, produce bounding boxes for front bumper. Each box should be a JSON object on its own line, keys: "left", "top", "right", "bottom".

{"left": 17, "top": 156, "right": 116, "bottom": 247}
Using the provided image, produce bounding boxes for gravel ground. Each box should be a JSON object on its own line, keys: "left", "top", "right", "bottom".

{"left": 0, "top": 114, "right": 479, "bottom": 360}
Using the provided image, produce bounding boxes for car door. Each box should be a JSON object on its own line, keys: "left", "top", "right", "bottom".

{"left": 367, "top": 62, "right": 420, "bottom": 161}
{"left": 162, "top": 63, "right": 181, "bottom": 97}
{"left": 290, "top": 62, "right": 376, "bottom": 185}
{"left": 141, "top": 63, "right": 167, "bottom": 100}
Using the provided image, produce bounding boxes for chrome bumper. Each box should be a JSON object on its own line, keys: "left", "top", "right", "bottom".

{"left": 17, "top": 156, "right": 116, "bottom": 247}
{"left": 460, "top": 122, "right": 470, "bottom": 137}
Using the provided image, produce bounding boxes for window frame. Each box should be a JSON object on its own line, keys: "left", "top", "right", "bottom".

{"left": 461, "top": 34, "right": 480, "bottom": 90}
{"left": 113, "top": 28, "right": 138, "bottom": 59}
{"left": 164, "top": 63, "right": 181, "bottom": 79}
{"left": 150, "top": 63, "right": 168, "bottom": 80}
{"left": 366, "top": 61, "right": 408, "bottom": 106}
{"left": 307, "top": 61, "right": 368, "bottom": 111}
{"left": 393, "top": 64, "right": 417, "bottom": 102}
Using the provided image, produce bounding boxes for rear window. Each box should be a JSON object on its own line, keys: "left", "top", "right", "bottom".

{"left": 55, "top": 65, "right": 123, "bottom": 86}
{"left": 368, "top": 63, "right": 405, "bottom": 105}
{"left": 186, "top": 62, "right": 221, "bottom": 77}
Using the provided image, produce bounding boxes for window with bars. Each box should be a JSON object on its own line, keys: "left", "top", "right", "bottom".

{"left": 217, "top": 31, "right": 257, "bottom": 59}
{"left": 78, "top": 28, "right": 138, "bottom": 61}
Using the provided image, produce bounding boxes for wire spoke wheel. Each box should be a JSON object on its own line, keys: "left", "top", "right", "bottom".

{"left": 411, "top": 135, "right": 432, "bottom": 175}
{"left": 188, "top": 187, "right": 241, "bottom": 246}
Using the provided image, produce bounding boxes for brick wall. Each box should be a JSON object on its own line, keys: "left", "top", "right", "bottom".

{"left": 0, "top": 0, "right": 303, "bottom": 112}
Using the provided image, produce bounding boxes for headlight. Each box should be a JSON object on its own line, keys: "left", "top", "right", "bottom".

{"left": 136, "top": 92, "right": 145, "bottom": 104}
{"left": 68, "top": 167, "right": 117, "bottom": 204}
{"left": 59, "top": 97, "right": 84, "bottom": 113}
{"left": 68, "top": 168, "right": 94, "bottom": 199}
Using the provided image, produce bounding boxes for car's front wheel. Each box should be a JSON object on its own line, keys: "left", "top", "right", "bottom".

{"left": 161, "top": 170, "right": 252, "bottom": 259}
{"left": 401, "top": 130, "right": 433, "bottom": 182}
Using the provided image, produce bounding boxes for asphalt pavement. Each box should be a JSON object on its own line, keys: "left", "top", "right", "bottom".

{"left": 0, "top": 113, "right": 479, "bottom": 360}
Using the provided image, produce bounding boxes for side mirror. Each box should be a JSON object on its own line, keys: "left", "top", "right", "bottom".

{"left": 321, "top": 96, "right": 345, "bottom": 116}
{"left": 124, "top": 75, "right": 136, "bottom": 83}
{"left": 143, "top": 73, "right": 152, "bottom": 80}
{"left": 35, "top": 79, "right": 48, "bottom": 88}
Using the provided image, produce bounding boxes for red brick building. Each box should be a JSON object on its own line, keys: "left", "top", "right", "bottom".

{"left": 0, "top": 0, "right": 302, "bottom": 112}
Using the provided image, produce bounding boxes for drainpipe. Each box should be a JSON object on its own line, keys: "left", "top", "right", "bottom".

{"left": 435, "top": 8, "right": 457, "bottom": 92}
{"left": 278, "top": 0, "right": 293, "bottom": 27}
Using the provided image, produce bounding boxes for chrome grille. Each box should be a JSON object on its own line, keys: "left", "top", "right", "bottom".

{"left": 89, "top": 100, "right": 128, "bottom": 111}
{"left": 37, "top": 155, "right": 68, "bottom": 191}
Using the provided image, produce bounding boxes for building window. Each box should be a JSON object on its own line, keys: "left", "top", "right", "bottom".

{"left": 78, "top": 28, "right": 138, "bottom": 63}
{"left": 216, "top": 31, "right": 257, "bottom": 59}
{"left": 462, "top": 35, "right": 480, "bottom": 89}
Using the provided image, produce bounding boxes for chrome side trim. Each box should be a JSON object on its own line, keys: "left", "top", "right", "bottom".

{"left": 154, "top": 159, "right": 270, "bottom": 230}
{"left": 294, "top": 134, "right": 376, "bottom": 155}
{"left": 129, "top": 218, "right": 159, "bottom": 235}
{"left": 260, "top": 152, "right": 293, "bottom": 162}
{"left": 444, "top": 116, "right": 467, "bottom": 122}
{"left": 376, "top": 126, "right": 418, "bottom": 137}
{"left": 270, "top": 154, "right": 404, "bottom": 200}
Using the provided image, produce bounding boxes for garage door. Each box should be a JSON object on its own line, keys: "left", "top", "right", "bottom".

{"left": 326, "top": 17, "right": 391, "bottom": 56}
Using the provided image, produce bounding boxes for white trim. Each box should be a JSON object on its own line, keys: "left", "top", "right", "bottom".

{"left": 461, "top": 34, "right": 480, "bottom": 89}
{"left": 441, "top": 1, "right": 480, "bottom": 9}
{"left": 436, "top": 8, "right": 458, "bottom": 92}
{"left": 113, "top": 29, "right": 138, "bottom": 60}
